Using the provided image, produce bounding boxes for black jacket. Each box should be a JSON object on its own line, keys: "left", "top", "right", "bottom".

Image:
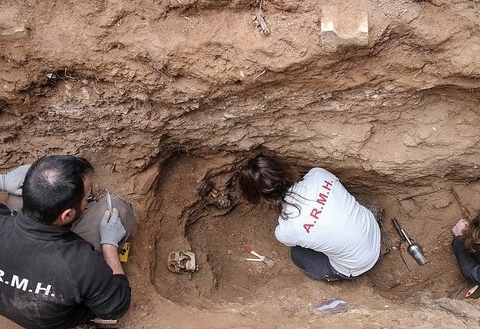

{"left": 452, "top": 235, "right": 480, "bottom": 284}
{"left": 0, "top": 204, "right": 131, "bottom": 329}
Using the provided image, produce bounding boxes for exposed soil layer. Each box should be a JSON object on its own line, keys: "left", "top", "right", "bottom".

{"left": 2, "top": 0, "right": 480, "bottom": 328}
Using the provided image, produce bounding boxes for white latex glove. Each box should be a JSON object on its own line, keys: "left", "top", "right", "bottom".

{"left": 0, "top": 164, "right": 31, "bottom": 196}
{"left": 99, "top": 208, "right": 126, "bottom": 248}
{"left": 452, "top": 218, "right": 469, "bottom": 236}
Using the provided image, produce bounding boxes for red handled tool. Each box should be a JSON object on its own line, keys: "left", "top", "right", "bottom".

{"left": 245, "top": 246, "right": 275, "bottom": 268}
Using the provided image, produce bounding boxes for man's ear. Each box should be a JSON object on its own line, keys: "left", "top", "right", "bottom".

{"left": 53, "top": 208, "right": 75, "bottom": 226}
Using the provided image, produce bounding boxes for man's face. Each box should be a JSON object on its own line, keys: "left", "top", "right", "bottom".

{"left": 72, "top": 175, "right": 93, "bottom": 223}
{"left": 81, "top": 175, "right": 93, "bottom": 212}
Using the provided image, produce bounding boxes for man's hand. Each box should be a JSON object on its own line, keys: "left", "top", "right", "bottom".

{"left": 0, "top": 164, "right": 31, "bottom": 196}
{"left": 100, "top": 208, "right": 126, "bottom": 248}
{"left": 452, "top": 218, "right": 469, "bottom": 236}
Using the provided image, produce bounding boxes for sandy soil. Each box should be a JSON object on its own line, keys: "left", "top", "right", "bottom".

{"left": 2, "top": 0, "right": 480, "bottom": 328}
{"left": 5, "top": 153, "right": 480, "bottom": 328}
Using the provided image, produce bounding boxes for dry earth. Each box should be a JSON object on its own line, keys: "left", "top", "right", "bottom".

{"left": 2, "top": 0, "right": 480, "bottom": 328}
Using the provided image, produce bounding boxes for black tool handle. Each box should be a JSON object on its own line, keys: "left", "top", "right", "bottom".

{"left": 391, "top": 218, "right": 406, "bottom": 241}
{"left": 392, "top": 217, "right": 415, "bottom": 245}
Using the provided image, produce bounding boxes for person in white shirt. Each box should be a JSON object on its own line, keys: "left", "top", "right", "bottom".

{"left": 238, "top": 155, "right": 381, "bottom": 281}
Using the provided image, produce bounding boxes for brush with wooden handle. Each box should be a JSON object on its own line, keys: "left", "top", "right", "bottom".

{"left": 245, "top": 246, "right": 275, "bottom": 268}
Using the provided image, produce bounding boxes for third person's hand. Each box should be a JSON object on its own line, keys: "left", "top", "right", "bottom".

{"left": 452, "top": 218, "right": 469, "bottom": 236}
{"left": 0, "top": 164, "right": 31, "bottom": 196}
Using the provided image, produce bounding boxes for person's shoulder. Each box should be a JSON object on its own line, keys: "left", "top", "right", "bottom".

{"left": 304, "top": 167, "right": 337, "bottom": 180}
{"left": 63, "top": 238, "right": 112, "bottom": 277}
{"left": 308, "top": 167, "right": 328, "bottom": 174}
{"left": 62, "top": 234, "right": 102, "bottom": 261}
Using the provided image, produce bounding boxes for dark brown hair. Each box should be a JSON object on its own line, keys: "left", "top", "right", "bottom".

{"left": 462, "top": 213, "right": 480, "bottom": 254}
{"left": 238, "top": 155, "right": 300, "bottom": 218}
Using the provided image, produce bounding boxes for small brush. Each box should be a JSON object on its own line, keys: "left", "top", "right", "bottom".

{"left": 245, "top": 246, "right": 275, "bottom": 268}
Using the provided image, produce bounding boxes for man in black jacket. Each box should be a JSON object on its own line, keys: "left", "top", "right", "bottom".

{"left": 0, "top": 155, "right": 133, "bottom": 329}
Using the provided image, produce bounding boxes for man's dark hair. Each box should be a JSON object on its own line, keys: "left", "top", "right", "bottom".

{"left": 22, "top": 155, "right": 94, "bottom": 224}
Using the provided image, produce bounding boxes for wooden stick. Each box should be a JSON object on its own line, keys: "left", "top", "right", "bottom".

{"left": 254, "top": 0, "right": 270, "bottom": 35}
{"left": 398, "top": 247, "right": 411, "bottom": 271}
{"left": 450, "top": 188, "right": 472, "bottom": 221}
{"left": 398, "top": 187, "right": 442, "bottom": 201}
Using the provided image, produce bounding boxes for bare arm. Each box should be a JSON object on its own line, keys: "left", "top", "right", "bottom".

{"left": 101, "top": 244, "right": 125, "bottom": 275}
{"left": 99, "top": 208, "right": 126, "bottom": 274}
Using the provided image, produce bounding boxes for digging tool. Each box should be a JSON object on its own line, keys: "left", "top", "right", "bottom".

{"left": 106, "top": 190, "right": 113, "bottom": 222}
{"left": 245, "top": 246, "right": 275, "bottom": 268}
{"left": 391, "top": 218, "right": 427, "bottom": 266}
{"left": 106, "top": 190, "right": 131, "bottom": 263}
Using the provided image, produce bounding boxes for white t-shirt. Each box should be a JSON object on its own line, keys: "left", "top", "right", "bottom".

{"left": 274, "top": 168, "right": 381, "bottom": 277}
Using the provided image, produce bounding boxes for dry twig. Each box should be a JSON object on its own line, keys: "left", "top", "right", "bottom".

{"left": 398, "top": 187, "right": 442, "bottom": 201}
{"left": 254, "top": 0, "right": 270, "bottom": 35}
{"left": 450, "top": 188, "right": 472, "bottom": 220}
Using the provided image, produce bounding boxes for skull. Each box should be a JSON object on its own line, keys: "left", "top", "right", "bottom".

{"left": 167, "top": 250, "right": 197, "bottom": 273}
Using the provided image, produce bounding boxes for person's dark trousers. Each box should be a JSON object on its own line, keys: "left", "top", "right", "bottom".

{"left": 290, "top": 246, "right": 354, "bottom": 281}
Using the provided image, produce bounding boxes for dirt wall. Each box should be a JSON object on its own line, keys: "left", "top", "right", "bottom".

{"left": 1, "top": 0, "right": 480, "bottom": 328}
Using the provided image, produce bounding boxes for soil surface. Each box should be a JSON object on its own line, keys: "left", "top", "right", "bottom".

{"left": 2, "top": 0, "right": 480, "bottom": 328}
{"left": 2, "top": 154, "right": 480, "bottom": 328}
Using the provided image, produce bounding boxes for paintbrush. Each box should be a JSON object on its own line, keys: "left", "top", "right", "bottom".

{"left": 245, "top": 246, "right": 275, "bottom": 268}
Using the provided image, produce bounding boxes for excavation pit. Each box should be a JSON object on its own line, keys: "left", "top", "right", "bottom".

{"left": 149, "top": 153, "right": 478, "bottom": 311}
{"left": 2, "top": 0, "right": 480, "bottom": 327}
